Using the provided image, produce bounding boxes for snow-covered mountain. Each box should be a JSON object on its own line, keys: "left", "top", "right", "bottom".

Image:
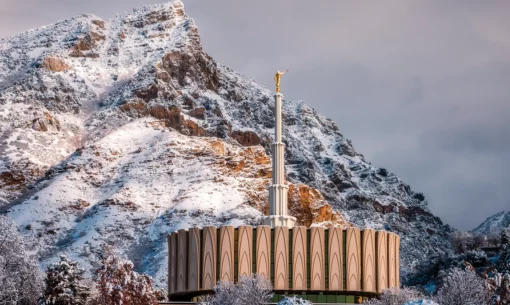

{"left": 472, "top": 211, "right": 510, "bottom": 234}
{"left": 0, "top": 0, "right": 453, "bottom": 287}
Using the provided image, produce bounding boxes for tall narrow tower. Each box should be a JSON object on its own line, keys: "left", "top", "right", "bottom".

{"left": 261, "top": 71, "right": 297, "bottom": 228}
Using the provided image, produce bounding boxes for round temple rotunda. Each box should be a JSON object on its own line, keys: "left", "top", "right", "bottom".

{"left": 167, "top": 74, "right": 400, "bottom": 304}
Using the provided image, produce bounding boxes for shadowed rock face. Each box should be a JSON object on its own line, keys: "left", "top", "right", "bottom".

{"left": 0, "top": 0, "right": 452, "bottom": 286}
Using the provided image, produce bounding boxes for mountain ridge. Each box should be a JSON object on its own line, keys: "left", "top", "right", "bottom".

{"left": 472, "top": 211, "right": 510, "bottom": 234}
{"left": 0, "top": 0, "right": 453, "bottom": 286}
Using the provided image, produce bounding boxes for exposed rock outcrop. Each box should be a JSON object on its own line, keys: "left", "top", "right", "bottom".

{"left": 40, "top": 57, "right": 71, "bottom": 72}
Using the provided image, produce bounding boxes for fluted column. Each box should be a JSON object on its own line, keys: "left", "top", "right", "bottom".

{"left": 262, "top": 93, "right": 296, "bottom": 228}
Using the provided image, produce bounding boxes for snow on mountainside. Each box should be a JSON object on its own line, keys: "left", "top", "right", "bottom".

{"left": 472, "top": 211, "right": 510, "bottom": 234}
{"left": 0, "top": 0, "right": 453, "bottom": 286}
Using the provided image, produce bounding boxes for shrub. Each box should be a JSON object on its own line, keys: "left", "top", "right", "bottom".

{"left": 434, "top": 267, "right": 492, "bottom": 305}
{"left": 363, "top": 287, "right": 424, "bottom": 305}
{"left": 207, "top": 274, "right": 273, "bottom": 305}
{"left": 277, "top": 296, "right": 313, "bottom": 305}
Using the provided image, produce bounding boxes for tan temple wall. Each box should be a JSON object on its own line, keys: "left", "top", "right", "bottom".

{"left": 274, "top": 226, "right": 289, "bottom": 290}
{"left": 256, "top": 226, "right": 271, "bottom": 278}
{"left": 188, "top": 228, "right": 201, "bottom": 291}
{"left": 202, "top": 226, "right": 217, "bottom": 290}
{"left": 168, "top": 225, "right": 400, "bottom": 298}
{"left": 238, "top": 226, "right": 253, "bottom": 278}
{"left": 346, "top": 227, "right": 360, "bottom": 291}
{"left": 362, "top": 229, "right": 376, "bottom": 293}
{"left": 219, "top": 226, "right": 234, "bottom": 282}
{"left": 375, "top": 231, "right": 388, "bottom": 293}
{"left": 292, "top": 226, "right": 307, "bottom": 290}
{"left": 310, "top": 227, "right": 325, "bottom": 291}
{"left": 168, "top": 232, "right": 177, "bottom": 294}
{"left": 328, "top": 226, "right": 343, "bottom": 291}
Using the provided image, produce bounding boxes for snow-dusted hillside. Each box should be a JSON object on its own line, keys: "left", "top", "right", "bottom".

{"left": 473, "top": 211, "right": 510, "bottom": 234}
{"left": 0, "top": 0, "right": 452, "bottom": 286}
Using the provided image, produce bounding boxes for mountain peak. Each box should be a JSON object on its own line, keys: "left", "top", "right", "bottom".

{"left": 472, "top": 211, "right": 510, "bottom": 234}
{"left": 120, "top": 0, "right": 188, "bottom": 30}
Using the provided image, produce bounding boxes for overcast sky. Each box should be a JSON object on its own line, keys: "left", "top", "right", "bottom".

{"left": 1, "top": 0, "right": 509, "bottom": 230}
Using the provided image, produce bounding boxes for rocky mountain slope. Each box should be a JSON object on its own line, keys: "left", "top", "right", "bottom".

{"left": 473, "top": 211, "right": 510, "bottom": 234}
{"left": 0, "top": 1, "right": 453, "bottom": 286}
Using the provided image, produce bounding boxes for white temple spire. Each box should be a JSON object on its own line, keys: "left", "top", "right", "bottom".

{"left": 261, "top": 72, "right": 296, "bottom": 228}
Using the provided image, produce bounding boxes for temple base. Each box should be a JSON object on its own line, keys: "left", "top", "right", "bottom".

{"left": 260, "top": 215, "right": 297, "bottom": 228}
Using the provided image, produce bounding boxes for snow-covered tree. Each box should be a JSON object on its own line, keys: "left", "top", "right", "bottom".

{"left": 403, "top": 301, "right": 438, "bottom": 305}
{"left": 450, "top": 231, "right": 476, "bottom": 254}
{"left": 41, "top": 256, "right": 90, "bottom": 305}
{"left": 236, "top": 274, "right": 273, "bottom": 305}
{"left": 488, "top": 273, "right": 510, "bottom": 305}
{"left": 0, "top": 215, "right": 43, "bottom": 305}
{"left": 207, "top": 274, "right": 273, "bottom": 305}
{"left": 499, "top": 245, "right": 510, "bottom": 273}
{"left": 207, "top": 281, "right": 237, "bottom": 305}
{"left": 93, "top": 248, "right": 161, "bottom": 305}
{"left": 434, "top": 267, "right": 492, "bottom": 305}
{"left": 277, "top": 296, "right": 313, "bottom": 305}
{"left": 501, "top": 231, "right": 510, "bottom": 247}
{"left": 363, "top": 287, "right": 424, "bottom": 305}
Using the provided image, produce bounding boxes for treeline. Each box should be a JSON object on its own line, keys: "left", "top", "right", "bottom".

{"left": 0, "top": 215, "right": 165, "bottom": 305}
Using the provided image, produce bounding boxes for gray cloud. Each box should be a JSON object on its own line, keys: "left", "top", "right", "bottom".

{"left": 1, "top": 0, "right": 509, "bottom": 230}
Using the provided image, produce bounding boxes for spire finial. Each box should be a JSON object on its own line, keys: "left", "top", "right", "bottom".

{"left": 274, "top": 70, "right": 288, "bottom": 93}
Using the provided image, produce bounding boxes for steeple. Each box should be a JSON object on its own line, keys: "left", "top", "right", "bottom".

{"left": 261, "top": 72, "right": 296, "bottom": 228}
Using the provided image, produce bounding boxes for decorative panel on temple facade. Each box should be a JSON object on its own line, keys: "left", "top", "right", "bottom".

{"left": 219, "top": 226, "right": 234, "bottom": 282}
{"left": 362, "top": 229, "right": 376, "bottom": 293}
{"left": 177, "top": 229, "right": 188, "bottom": 293}
{"left": 292, "top": 226, "right": 307, "bottom": 290}
{"left": 346, "top": 227, "right": 361, "bottom": 291}
{"left": 395, "top": 235, "right": 400, "bottom": 288}
{"left": 376, "top": 231, "right": 388, "bottom": 293}
{"left": 310, "top": 227, "right": 325, "bottom": 291}
{"left": 168, "top": 232, "right": 177, "bottom": 294}
{"left": 328, "top": 226, "right": 343, "bottom": 291}
{"left": 237, "top": 226, "right": 253, "bottom": 278}
{"left": 188, "top": 228, "right": 201, "bottom": 291}
{"left": 274, "top": 226, "right": 289, "bottom": 290}
{"left": 202, "top": 226, "right": 217, "bottom": 290}
{"left": 256, "top": 225, "right": 271, "bottom": 278}
{"left": 387, "top": 233, "right": 396, "bottom": 288}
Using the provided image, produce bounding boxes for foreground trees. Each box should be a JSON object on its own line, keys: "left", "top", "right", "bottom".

{"left": 40, "top": 256, "right": 90, "bottom": 305}
{"left": 0, "top": 216, "right": 43, "bottom": 305}
{"left": 207, "top": 274, "right": 273, "bottom": 305}
{"left": 363, "top": 287, "right": 424, "bottom": 305}
{"left": 93, "top": 248, "right": 163, "bottom": 305}
{"left": 434, "top": 268, "right": 492, "bottom": 305}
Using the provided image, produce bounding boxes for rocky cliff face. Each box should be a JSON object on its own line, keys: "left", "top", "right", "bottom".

{"left": 0, "top": 0, "right": 453, "bottom": 286}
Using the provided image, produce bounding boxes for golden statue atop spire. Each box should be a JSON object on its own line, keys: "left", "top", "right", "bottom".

{"left": 274, "top": 70, "right": 288, "bottom": 93}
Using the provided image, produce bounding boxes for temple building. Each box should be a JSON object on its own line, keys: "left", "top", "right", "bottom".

{"left": 167, "top": 75, "right": 400, "bottom": 304}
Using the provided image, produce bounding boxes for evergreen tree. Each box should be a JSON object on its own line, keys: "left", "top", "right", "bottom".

{"left": 41, "top": 256, "right": 90, "bottom": 305}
